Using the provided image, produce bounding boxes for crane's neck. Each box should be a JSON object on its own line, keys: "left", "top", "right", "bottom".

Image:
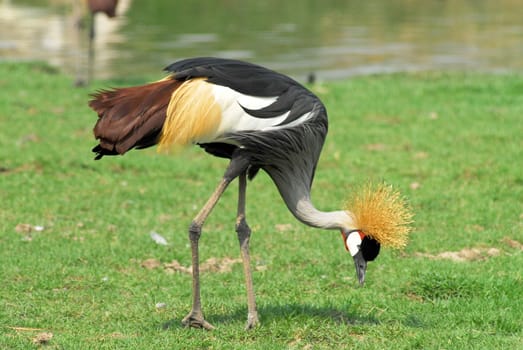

{"left": 266, "top": 166, "right": 355, "bottom": 231}
{"left": 254, "top": 113, "right": 354, "bottom": 231}
{"left": 294, "top": 197, "right": 355, "bottom": 231}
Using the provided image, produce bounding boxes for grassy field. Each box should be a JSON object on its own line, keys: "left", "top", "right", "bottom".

{"left": 0, "top": 63, "right": 522, "bottom": 349}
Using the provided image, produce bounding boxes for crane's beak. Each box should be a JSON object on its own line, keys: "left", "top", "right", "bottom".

{"left": 352, "top": 251, "right": 367, "bottom": 285}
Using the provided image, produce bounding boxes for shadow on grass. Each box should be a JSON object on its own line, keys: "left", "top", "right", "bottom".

{"left": 162, "top": 303, "right": 379, "bottom": 330}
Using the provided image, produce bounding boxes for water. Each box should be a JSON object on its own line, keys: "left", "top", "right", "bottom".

{"left": 1, "top": 0, "right": 522, "bottom": 82}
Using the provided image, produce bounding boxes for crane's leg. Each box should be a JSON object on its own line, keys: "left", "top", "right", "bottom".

{"left": 181, "top": 178, "right": 228, "bottom": 330}
{"left": 182, "top": 154, "right": 250, "bottom": 330}
{"left": 236, "top": 171, "right": 259, "bottom": 329}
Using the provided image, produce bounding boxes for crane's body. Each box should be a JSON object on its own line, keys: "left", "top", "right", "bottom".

{"left": 91, "top": 58, "right": 345, "bottom": 230}
{"left": 89, "top": 57, "right": 411, "bottom": 330}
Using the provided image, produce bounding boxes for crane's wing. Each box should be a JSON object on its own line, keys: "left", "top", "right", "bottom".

{"left": 167, "top": 58, "right": 316, "bottom": 123}
{"left": 159, "top": 57, "right": 320, "bottom": 148}
{"left": 89, "top": 57, "right": 324, "bottom": 158}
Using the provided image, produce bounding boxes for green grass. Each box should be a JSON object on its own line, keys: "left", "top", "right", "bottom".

{"left": 1, "top": 62, "right": 522, "bottom": 349}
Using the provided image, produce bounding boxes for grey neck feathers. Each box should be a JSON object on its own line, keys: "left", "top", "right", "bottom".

{"left": 294, "top": 197, "right": 353, "bottom": 230}
{"left": 268, "top": 168, "right": 353, "bottom": 231}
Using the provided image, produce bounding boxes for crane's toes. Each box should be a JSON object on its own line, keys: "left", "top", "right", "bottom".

{"left": 245, "top": 313, "right": 260, "bottom": 330}
{"left": 182, "top": 313, "right": 215, "bottom": 330}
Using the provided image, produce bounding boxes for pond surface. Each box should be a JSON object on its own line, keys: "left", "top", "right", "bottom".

{"left": 1, "top": 0, "right": 522, "bottom": 82}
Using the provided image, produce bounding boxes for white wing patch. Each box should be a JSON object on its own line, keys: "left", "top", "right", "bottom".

{"left": 237, "top": 94, "right": 278, "bottom": 110}
{"left": 211, "top": 84, "right": 292, "bottom": 135}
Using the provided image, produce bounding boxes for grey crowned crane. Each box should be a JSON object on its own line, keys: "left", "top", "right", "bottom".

{"left": 89, "top": 57, "right": 412, "bottom": 330}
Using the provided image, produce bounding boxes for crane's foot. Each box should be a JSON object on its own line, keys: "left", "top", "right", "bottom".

{"left": 245, "top": 312, "right": 260, "bottom": 330}
{"left": 182, "top": 311, "right": 215, "bottom": 330}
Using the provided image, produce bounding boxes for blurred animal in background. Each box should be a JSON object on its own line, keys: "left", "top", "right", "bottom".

{"left": 86, "top": 0, "right": 119, "bottom": 37}
{"left": 74, "top": 0, "right": 119, "bottom": 86}
{"left": 89, "top": 57, "right": 412, "bottom": 330}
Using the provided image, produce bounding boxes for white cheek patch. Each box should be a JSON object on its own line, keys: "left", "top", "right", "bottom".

{"left": 346, "top": 231, "right": 362, "bottom": 257}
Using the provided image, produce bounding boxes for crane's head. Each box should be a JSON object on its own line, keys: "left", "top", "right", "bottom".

{"left": 341, "top": 229, "right": 380, "bottom": 285}
{"left": 342, "top": 182, "right": 413, "bottom": 285}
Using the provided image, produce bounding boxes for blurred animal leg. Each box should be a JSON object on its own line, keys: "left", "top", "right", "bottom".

{"left": 236, "top": 171, "right": 259, "bottom": 329}
{"left": 87, "top": 12, "right": 95, "bottom": 84}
